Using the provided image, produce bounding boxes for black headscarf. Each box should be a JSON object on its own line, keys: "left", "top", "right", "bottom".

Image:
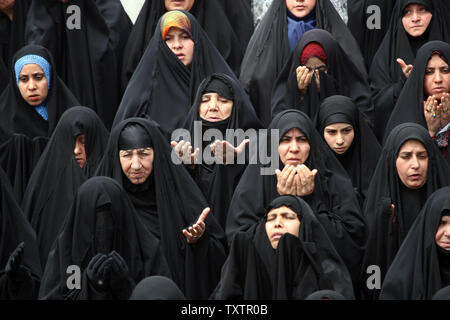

{"left": 38, "top": 176, "right": 170, "bottom": 300}
{"left": 360, "top": 123, "right": 450, "bottom": 300}
{"left": 239, "top": 0, "right": 367, "bottom": 127}
{"left": 95, "top": 117, "right": 227, "bottom": 299}
{"left": 384, "top": 40, "right": 450, "bottom": 164}
{"left": 121, "top": 0, "right": 243, "bottom": 89}
{"left": 368, "top": 0, "right": 449, "bottom": 141}
{"left": 114, "top": 10, "right": 238, "bottom": 135}
{"left": 213, "top": 195, "right": 355, "bottom": 300}
{"left": 226, "top": 109, "right": 367, "bottom": 287}
{"left": 0, "top": 166, "right": 41, "bottom": 300}
{"left": 21, "top": 106, "right": 109, "bottom": 270}
{"left": 129, "top": 275, "right": 185, "bottom": 300}
{"left": 25, "top": 0, "right": 132, "bottom": 129}
{"left": 0, "top": 44, "right": 79, "bottom": 143}
{"left": 347, "top": 0, "right": 397, "bottom": 71}
{"left": 179, "top": 73, "right": 262, "bottom": 230}
{"left": 379, "top": 187, "right": 450, "bottom": 299}
{"left": 316, "top": 95, "right": 381, "bottom": 206}
{"left": 271, "top": 29, "right": 373, "bottom": 124}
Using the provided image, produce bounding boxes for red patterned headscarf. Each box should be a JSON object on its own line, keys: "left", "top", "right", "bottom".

{"left": 160, "top": 10, "right": 193, "bottom": 41}
{"left": 300, "top": 42, "right": 327, "bottom": 65}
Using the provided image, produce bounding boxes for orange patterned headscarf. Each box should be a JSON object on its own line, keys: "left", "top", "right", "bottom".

{"left": 160, "top": 10, "right": 192, "bottom": 41}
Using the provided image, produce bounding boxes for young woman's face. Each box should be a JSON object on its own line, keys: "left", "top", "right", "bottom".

{"left": 396, "top": 139, "right": 428, "bottom": 189}
{"left": 164, "top": 27, "right": 194, "bottom": 67}
{"left": 119, "top": 148, "right": 154, "bottom": 185}
{"left": 323, "top": 123, "right": 354, "bottom": 155}
{"left": 74, "top": 134, "right": 86, "bottom": 168}
{"left": 286, "top": 0, "right": 316, "bottom": 18}
{"left": 436, "top": 215, "right": 450, "bottom": 251}
{"left": 164, "top": 0, "right": 195, "bottom": 11}
{"left": 401, "top": 4, "right": 432, "bottom": 37}
{"left": 424, "top": 54, "right": 450, "bottom": 101}
{"left": 17, "top": 63, "right": 49, "bottom": 106}
{"left": 265, "top": 206, "right": 300, "bottom": 250}
{"left": 278, "top": 128, "right": 311, "bottom": 166}
{"left": 198, "top": 92, "right": 233, "bottom": 122}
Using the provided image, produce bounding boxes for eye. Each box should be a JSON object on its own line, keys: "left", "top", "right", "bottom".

{"left": 442, "top": 68, "right": 450, "bottom": 74}
{"left": 425, "top": 68, "right": 433, "bottom": 75}
{"left": 326, "top": 130, "right": 337, "bottom": 135}
{"left": 266, "top": 215, "right": 275, "bottom": 222}
{"left": 343, "top": 128, "right": 353, "bottom": 133}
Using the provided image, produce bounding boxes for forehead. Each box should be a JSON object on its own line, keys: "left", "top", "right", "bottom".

{"left": 305, "top": 56, "right": 326, "bottom": 67}
{"left": 166, "top": 27, "right": 189, "bottom": 37}
{"left": 268, "top": 206, "right": 297, "bottom": 215}
{"left": 398, "top": 139, "right": 426, "bottom": 152}
{"left": 119, "top": 147, "right": 153, "bottom": 153}
{"left": 19, "top": 63, "right": 44, "bottom": 74}
{"left": 325, "top": 122, "right": 353, "bottom": 130}
{"left": 283, "top": 127, "right": 305, "bottom": 137}
{"left": 427, "top": 54, "right": 449, "bottom": 68}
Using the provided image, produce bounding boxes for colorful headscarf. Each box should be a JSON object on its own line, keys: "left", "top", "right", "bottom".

{"left": 300, "top": 42, "right": 327, "bottom": 66}
{"left": 160, "top": 10, "right": 192, "bottom": 41}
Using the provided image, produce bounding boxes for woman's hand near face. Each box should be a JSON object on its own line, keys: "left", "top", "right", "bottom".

{"left": 171, "top": 140, "right": 199, "bottom": 165}
{"left": 424, "top": 96, "right": 442, "bottom": 137}
{"left": 296, "top": 66, "right": 313, "bottom": 99}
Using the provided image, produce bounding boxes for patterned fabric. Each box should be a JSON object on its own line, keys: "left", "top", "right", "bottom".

{"left": 435, "top": 124, "right": 450, "bottom": 148}
{"left": 160, "top": 10, "right": 192, "bottom": 40}
{"left": 35, "top": 104, "right": 49, "bottom": 121}
{"left": 14, "top": 54, "right": 51, "bottom": 89}
{"left": 252, "top": 0, "right": 273, "bottom": 26}
{"left": 287, "top": 10, "right": 316, "bottom": 51}
{"left": 328, "top": 0, "right": 348, "bottom": 24}
{"left": 300, "top": 42, "right": 328, "bottom": 65}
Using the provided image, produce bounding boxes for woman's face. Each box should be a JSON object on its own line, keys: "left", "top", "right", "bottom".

{"left": 265, "top": 206, "right": 300, "bottom": 250}
{"left": 165, "top": 27, "right": 194, "bottom": 67}
{"left": 278, "top": 128, "right": 311, "bottom": 166}
{"left": 198, "top": 92, "right": 233, "bottom": 122}
{"left": 119, "top": 148, "right": 154, "bottom": 185}
{"left": 74, "top": 134, "right": 86, "bottom": 168}
{"left": 396, "top": 139, "right": 428, "bottom": 189}
{"left": 401, "top": 3, "right": 432, "bottom": 37}
{"left": 286, "top": 0, "right": 316, "bottom": 18}
{"left": 424, "top": 54, "right": 450, "bottom": 101}
{"left": 17, "top": 63, "right": 49, "bottom": 106}
{"left": 436, "top": 215, "right": 450, "bottom": 251}
{"left": 323, "top": 123, "right": 354, "bottom": 155}
{"left": 164, "top": 0, "right": 195, "bottom": 11}
{"left": 305, "top": 56, "right": 327, "bottom": 92}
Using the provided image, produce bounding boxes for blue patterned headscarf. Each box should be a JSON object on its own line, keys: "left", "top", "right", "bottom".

{"left": 14, "top": 54, "right": 51, "bottom": 121}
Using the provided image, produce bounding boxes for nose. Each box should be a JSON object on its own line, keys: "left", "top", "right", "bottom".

{"left": 27, "top": 79, "right": 36, "bottom": 90}
{"left": 289, "top": 139, "right": 299, "bottom": 152}
{"left": 171, "top": 36, "right": 182, "bottom": 49}
{"left": 410, "top": 155, "right": 420, "bottom": 169}
{"left": 336, "top": 133, "right": 344, "bottom": 145}
{"left": 208, "top": 97, "right": 219, "bottom": 111}
{"left": 411, "top": 11, "right": 420, "bottom": 21}
{"left": 444, "top": 225, "right": 450, "bottom": 238}
{"left": 74, "top": 142, "right": 81, "bottom": 156}
{"left": 130, "top": 155, "right": 142, "bottom": 170}
{"left": 274, "top": 216, "right": 283, "bottom": 228}
{"left": 434, "top": 71, "right": 443, "bottom": 83}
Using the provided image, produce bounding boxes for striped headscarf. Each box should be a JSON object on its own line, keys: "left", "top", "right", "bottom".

{"left": 160, "top": 10, "right": 192, "bottom": 40}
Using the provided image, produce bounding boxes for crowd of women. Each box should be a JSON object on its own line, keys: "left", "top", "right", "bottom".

{"left": 0, "top": 0, "right": 449, "bottom": 300}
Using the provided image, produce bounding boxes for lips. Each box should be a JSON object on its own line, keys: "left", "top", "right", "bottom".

{"left": 335, "top": 147, "right": 347, "bottom": 153}
{"left": 28, "top": 95, "right": 39, "bottom": 101}
{"left": 433, "top": 87, "right": 446, "bottom": 93}
{"left": 408, "top": 173, "right": 421, "bottom": 180}
{"left": 271, "top": 232, "right": 284, "bottom": 240}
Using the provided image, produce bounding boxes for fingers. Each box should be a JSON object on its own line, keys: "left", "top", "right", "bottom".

{"left": 396, "top": 58, "right": 406, "bottom": 69}
{"left": 92, "top": 254, "right": 108, "bottom": 274}
{"left": 197, "top": 207, "right": 210, "bottom": 224}
{"left": 236, "top": 139, "right": 250, "bottom": 154}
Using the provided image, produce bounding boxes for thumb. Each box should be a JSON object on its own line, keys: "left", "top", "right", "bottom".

{"left": 170, "top": 141, "right": 177, "bottom": 148}
{"left": 236, "top": 139, "right": 250, "bottom": 153}
{"left": 311, "top": 169, "right": 318, "bottom": 177}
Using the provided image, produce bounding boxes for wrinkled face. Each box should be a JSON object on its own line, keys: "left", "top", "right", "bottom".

{"left": 119, "top": 148, "right": 154, "bottom": 185}
{"left": 286, "top": 0, "right": 316, "bottom": 18}
{"left": 165, "top": 27, "right": 194, "bottom": 67}
{"left": 164, "top": 0, "right": 195, "bottom": 11}
{"left": 0, "top": 0, "right": 14, "bottom": 11}
{"left": 424, "top": 54, "right": 450, "bottom": 101}
{"left": 436, "top": 215, "right": 450, "bottom": 251}
{"left": 278, "top": 128, "right": 311, "bottom": 166}
{"left": 74, "top": 134, "right": 86, "bottom": 168}
{"left": 323, "top": 123, "right": 355, "bottom": 155}
{"left": 18, "top": 63, "right": 49, "bottom": 106}
{"left": 266, "top": 206, "right": 301, "bottom": 250}
{"left": 396, "top": 140, "right": 428, "bottom": 189}
{"left": 401, "top": 4, "right": 432, "bottom": 37}
{"left": 198, "top": 92, "right": 233, "bottom": 122}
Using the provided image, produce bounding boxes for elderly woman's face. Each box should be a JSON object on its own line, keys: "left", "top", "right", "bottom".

{"left": 278, "top": 128, "right": 311, "bottom": 166}
{"left": 164, "top": 0, "right": 195, "bottom": 11}
{"left": 401, "top": 4, "right": 432, "bottom": 37}
{"left": 165, "top": 27, "right": 194, "bottom": 67}
{"left": 395, "top": 139, "right": 428, "bottom": 189}
{"left": 265, "top": 206, "right": 300, "bottom": 250}
{"left": 0, "top": 0, "right": 14, "bottom": 11}
{"left": 119, "top": 148, "right": 154, "bottom": 184}
{"left": 198, "top": 92, "right": 233, "bottom": 122}
{"left": 436, "top": 215, "right": 450, "bottom": 251}
{"left": 424, "top": 54, "right": 450, "bottom": 101}
{"left": 18, "top": 63, "right": 49, "bottom": 106}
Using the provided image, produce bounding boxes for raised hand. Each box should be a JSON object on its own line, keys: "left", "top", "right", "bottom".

{"left": 397, "top": 58, "right": 413, "bottom": 78}
{"left": 182, "top": 207, "right": 210, "bottom": 244}
{"left": 294, "top": 164, "right": 318, "bottom": 197}
{"left": 86, "top": 253, "right": 111, "bottom": 292}
{"left": 210, "top": 139, "right": 249, "bottom": 165}
{"left": 296, "top": 66, "right": 313, "bottom": 99}
{"left": 275, "top": 165, "right": 298, "bottom": 196}
{"left": 171, "top": 140, "right": 200, "bottom": 165}
{"left": 424, "top": 95, "right": 441, "bottom": 137}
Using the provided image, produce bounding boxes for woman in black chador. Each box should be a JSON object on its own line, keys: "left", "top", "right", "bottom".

{"left": 0, "top": 166, "right": 41, "bottom": 300}
{"left": 271, "top": 29, "right": 373, "bottom": 125}
{"left": 369, "top": 0, "right": 449, "bottom": 141}
{"left": 226, "top": 109, "right": 367, "bottom": 287}
{"left": 172, "top": 73, "right": 262, "bottom": 231}
{"left": 360, "top": 123, "right": 450, "bottom": 300}
{"left": 240, "top": 0, "right": 367, "bottom": 127}
{"left": 38, "top": 176, "right": 170, "bottom": 300}
{"left": 212, "top": 195, "right": 355, "bottom": 300}
{"left": 0, "top": 44, "right": 79, "bottom": 143}
{"left": 114, "top": 10, "right": 237, "bottom": 135}
{"left": 316, "top": 95, "right": 381, "bottom": 206}
{"left": 384, "top": 41, "right": 450, "bottom": 164}
{"left": 121, "top": 0, "right": 244, "bottom": 87}
{"left": 24, "top": 0, "right": 132, "bottom": 129}
{"left": 21, "top": 107, "right": 109, "bottom": 270}
{"left": 95, "top": 117, "right": 227, "bottom": 299}
{"left": 380, "top": 187, "right": 450, "bottom": 300}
